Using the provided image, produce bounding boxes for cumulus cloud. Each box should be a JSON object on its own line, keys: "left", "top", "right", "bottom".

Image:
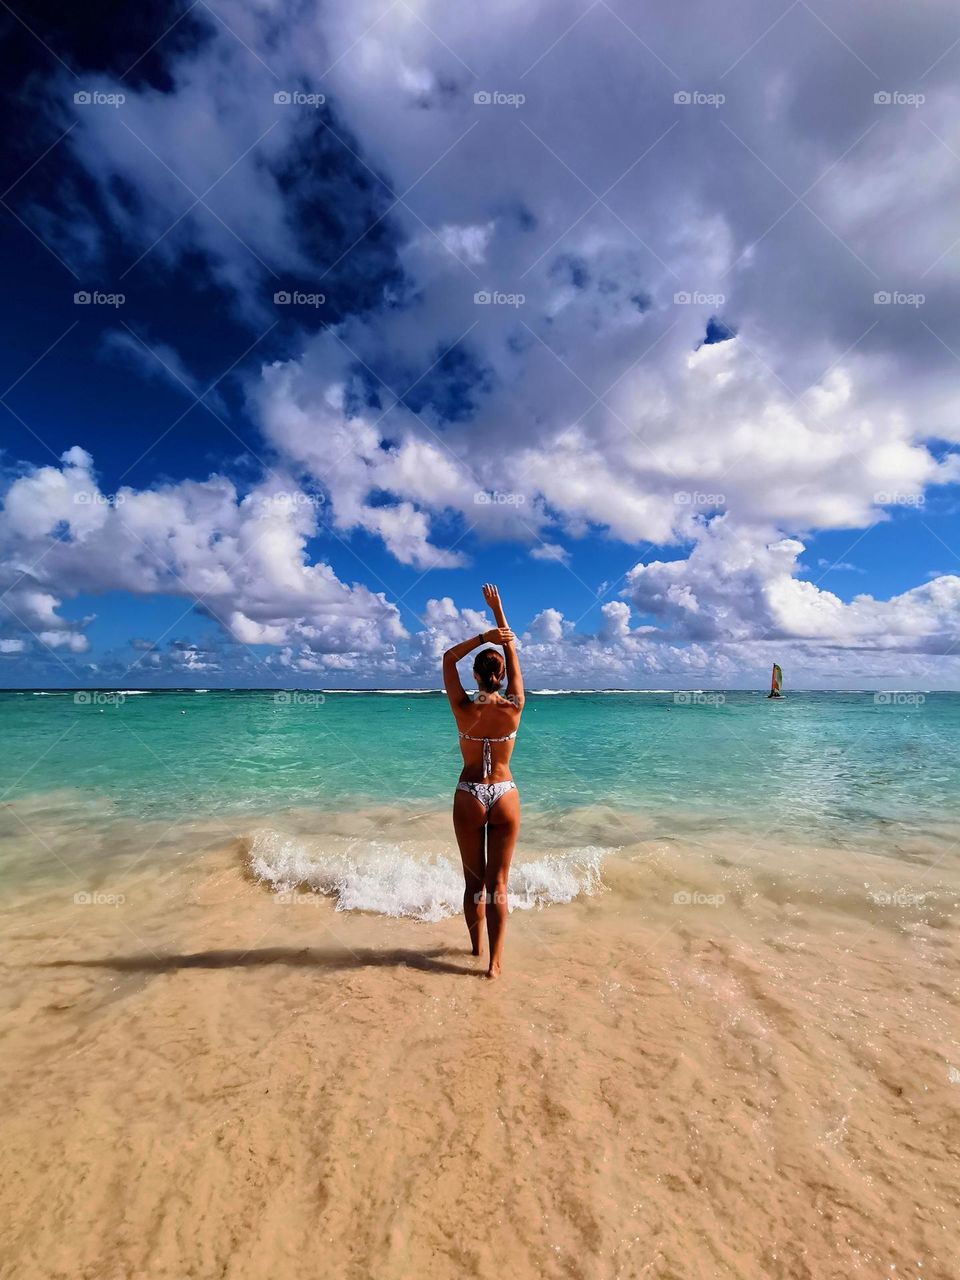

{"left": 526, "top": 608, "right": 571, "bottom": 643}
{"left": 251, "top": 357, "right": 480, "bottom": 569}
{"left": 530, "top": 543, "right": 570, "bottom": 565}
{"left": 624, "top": 517, "right": 960, "bottom": 653}
{"left": 0, "top": 448, "right": 405, "bottom": 669}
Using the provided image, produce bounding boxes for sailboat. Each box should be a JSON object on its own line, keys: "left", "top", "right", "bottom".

{"left": 767, "top": 663, "right": 783, "bottom": 699}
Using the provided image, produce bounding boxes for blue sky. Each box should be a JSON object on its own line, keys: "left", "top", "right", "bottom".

{"left": 3, "top": 0, "right": 960, "bottom": 687}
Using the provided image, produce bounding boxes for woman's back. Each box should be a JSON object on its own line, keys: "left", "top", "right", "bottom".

{"left": 455, "top": 695, "right": 520, "bottom": 781}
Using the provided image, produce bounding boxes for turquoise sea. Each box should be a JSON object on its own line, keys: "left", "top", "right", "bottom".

{"left": 2, "top": 688, "right": 957, "bottom": 851}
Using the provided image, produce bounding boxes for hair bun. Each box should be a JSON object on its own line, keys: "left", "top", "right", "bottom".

{"left": 473, "top": 647, "right": 506, "bottom": 691}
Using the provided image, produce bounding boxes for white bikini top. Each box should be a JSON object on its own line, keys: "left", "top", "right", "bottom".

{"left": 458, "top": 729, "right": 518, "bottom": 777}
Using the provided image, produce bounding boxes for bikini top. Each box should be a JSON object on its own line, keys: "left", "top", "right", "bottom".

{"left": 458, "top": 728, "right": 518, "bottom": 777}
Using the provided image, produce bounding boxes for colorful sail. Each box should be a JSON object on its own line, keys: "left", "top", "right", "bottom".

{"left": 769, "top": 663, "right": 783, "bottom": 697}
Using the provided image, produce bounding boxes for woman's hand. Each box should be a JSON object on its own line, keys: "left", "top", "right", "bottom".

{"left": 482, "top": 626, "right": 515, "bottom": 646}
{"left": 483, "top": 583, "right": 509, "bottom": 630}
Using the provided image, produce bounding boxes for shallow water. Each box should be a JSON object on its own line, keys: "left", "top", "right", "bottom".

{"left": 2, "top": 690, "right": 959, "bottom": 894}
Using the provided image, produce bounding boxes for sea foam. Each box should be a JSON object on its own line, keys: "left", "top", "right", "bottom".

{"left": 248, "top": 831, "right": 610, "bottom": 921}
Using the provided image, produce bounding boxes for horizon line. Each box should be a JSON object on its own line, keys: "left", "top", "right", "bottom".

{"left": 0, "top": 686, "right": 947, "bottom": 695}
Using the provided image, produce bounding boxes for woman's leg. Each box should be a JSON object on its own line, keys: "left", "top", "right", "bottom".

{"left": 483, "top": 788, "right": 520, "bottom": 979}
{"left": 453, "top": 789, "right": 487, "bottom": 955}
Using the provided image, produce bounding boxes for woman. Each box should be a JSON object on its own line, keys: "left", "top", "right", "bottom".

{"left": 442, "top": 583, "right": 524, "bottom": 980}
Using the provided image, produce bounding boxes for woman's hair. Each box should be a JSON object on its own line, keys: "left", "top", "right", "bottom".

{"left": 473, "top": 647, "right": 505, "bottom": 692}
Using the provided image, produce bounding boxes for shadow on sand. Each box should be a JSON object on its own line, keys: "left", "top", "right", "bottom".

{"left": 38, "top": 946, "right": 478, "bottom": 977}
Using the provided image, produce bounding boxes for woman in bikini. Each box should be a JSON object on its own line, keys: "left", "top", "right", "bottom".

{"left": 442, "top": 583, "right": 524, "bottom": 981}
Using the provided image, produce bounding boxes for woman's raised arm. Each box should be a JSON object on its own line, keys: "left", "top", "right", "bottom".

{"left": 482, "top": 583, "right": 524, "bottom": 707}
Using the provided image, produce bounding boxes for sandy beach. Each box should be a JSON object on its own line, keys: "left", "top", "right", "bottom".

{"left": 2, "top": 811, "right": 957, "bottom": 1280}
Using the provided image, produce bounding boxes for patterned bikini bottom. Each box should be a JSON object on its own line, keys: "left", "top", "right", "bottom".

{"left": 455, "top": 780, "right": 517, "bottom": 817}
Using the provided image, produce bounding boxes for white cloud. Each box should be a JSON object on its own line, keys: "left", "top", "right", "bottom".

{"left": 525, "top": 607, "right": 570, "bottom": 643}
{"left": 0, "top": 449, "right": 406, "bottom": 666}
{"left": 624, "top": 517, "right": 960, "bottom": 653}
{"left": 252, "top": 360, "right": 473, "bottom": 569}
{"left": 529, "top": 543, "right": 570, "bottom": 565}
{"left": 435, "top": 221, "right": 495, "bottom": 266}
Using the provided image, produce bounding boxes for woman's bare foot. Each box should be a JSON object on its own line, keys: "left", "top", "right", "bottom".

{"left": 485, "top": 961, "right": 501, "bottom": 981}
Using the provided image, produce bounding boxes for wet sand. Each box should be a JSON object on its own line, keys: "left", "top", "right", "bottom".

{"left": 0, "top": 824, "right": 958, "bottom": 1280}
